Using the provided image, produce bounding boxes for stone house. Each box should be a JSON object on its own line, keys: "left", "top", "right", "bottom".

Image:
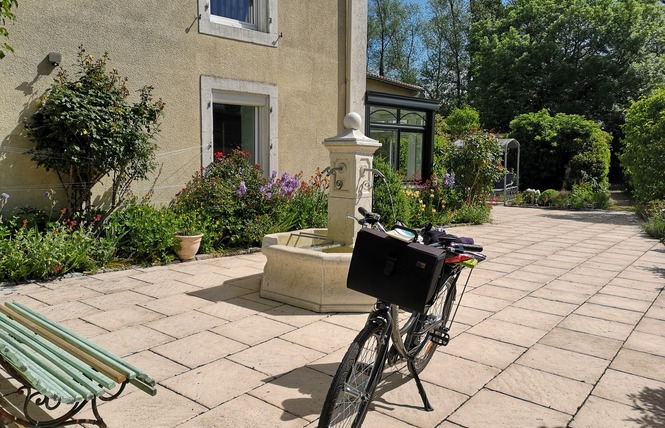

{"left": 0, "top": 0, "right": 367, "bottom": 210}
{"left": 0, "top": 0, "right": 438, "bottom": 212}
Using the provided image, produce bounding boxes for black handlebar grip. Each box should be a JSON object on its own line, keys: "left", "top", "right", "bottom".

{"left": 456, "top": 243, "right": 484, "bottom": 253}
{"left": 358, "top": 207, "right": 369, "bottom": 216}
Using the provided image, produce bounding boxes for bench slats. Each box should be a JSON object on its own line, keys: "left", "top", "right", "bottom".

{"left": 0, "top": 304, "right": 127, "bottom": 384}
{"left": 0, "top": 313, "right": 114, "bottom": 395}
{"left": 0, "top": 331, "right": 86, "bottom": 403}
{"left": 5, "top": 301, "right": 156, "bottom": 396}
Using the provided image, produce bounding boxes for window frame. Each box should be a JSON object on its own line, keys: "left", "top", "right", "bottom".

{"left": 201, "top": 76, "right": 278, "bottom": 174}
{"left": 366, "top": 92, "right": 440, "bottom": 182}
{"left": 198, "top": 0, "right": 279, "bottom": 47}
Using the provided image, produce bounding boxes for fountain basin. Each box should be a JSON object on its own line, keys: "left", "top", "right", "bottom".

{"left": 260, "top": 228, "right": 375, "bottom": 313}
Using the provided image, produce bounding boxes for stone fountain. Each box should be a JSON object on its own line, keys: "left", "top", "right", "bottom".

{"left": 260, "top": 112, "right": 381, "bottom": 312}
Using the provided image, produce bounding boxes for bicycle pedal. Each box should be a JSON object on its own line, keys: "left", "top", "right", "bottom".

{"left": 429, "top": 330, "right": 450, "bottom": 346}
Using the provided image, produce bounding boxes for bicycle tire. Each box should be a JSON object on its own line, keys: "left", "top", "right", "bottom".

{"left": 407, "top": 273, "right": 457, "bottom": 373}
{"left": 318, "top": 321, "right": 389, "bottom": 428}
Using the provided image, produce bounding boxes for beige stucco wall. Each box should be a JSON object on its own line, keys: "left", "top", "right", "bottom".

{"left": 0, "top": 0, "right": 366, "bottom": 211}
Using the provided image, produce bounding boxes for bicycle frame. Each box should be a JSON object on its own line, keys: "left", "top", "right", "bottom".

{"left": 319, "top": 207, "right": 484, "bottom": 426}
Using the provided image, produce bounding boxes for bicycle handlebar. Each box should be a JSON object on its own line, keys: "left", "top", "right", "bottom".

{"left": 356, "top": 206, "right": 485, "bottom": 261}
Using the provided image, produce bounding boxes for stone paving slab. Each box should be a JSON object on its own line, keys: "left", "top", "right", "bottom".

{"left": 0, "top": 206, "right": 663, "bottom": 427}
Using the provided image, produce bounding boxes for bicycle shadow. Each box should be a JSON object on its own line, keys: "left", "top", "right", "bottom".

{"left": 264, "top": 362, "right": 424, "bottom": 423}
{"left": 260, "top": 363, "right": 340, "bottom": 423}
{"left": 371, "top": 366, "right": 430, "bottom": 412}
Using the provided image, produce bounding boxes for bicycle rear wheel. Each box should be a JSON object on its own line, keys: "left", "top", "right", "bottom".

{"left": 407, "top": 273, "right": 457, "bottom": 373}
{"left": 318, "top": 321, "right": 389, "bottom": 428}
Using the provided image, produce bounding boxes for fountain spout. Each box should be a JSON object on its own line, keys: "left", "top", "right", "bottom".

{"left": 360, "top": 167, "right": 385, "bottom": 180}
{"left": 322, "top": 164, "right": 347, "bottom": 177}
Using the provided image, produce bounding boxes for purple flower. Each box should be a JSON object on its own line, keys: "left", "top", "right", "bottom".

{"left": 277, "top": 173, "right": 300, "bottom": 198}
{"left": 0, "top": 193, "right": 8, "bottom": 202}
{"left": 44, "top": 191, "right": 51, "bottom": 197}
{"left": 235, "top": 181, "right": 247, "bottom": 197}
{"left": 443, "top": 173, "right": 455, "bottom": 188}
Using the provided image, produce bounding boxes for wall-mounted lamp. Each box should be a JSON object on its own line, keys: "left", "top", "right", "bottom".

{"left": 48, "top": 52, "right": 62, "bottom": 67}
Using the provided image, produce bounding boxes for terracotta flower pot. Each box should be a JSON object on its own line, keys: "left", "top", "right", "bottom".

{"left": 175, "top": 234, "right": 203, "bottom": 261}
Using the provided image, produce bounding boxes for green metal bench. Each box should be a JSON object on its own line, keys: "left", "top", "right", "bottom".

{"left": 0, "top": 300, "right": 156, "bottom": 427}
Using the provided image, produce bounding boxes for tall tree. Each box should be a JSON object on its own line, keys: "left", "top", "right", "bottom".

{"left": 469, "top": 0, "right": 665, "bottom": 134}
{"left": 0, "top": 0, "right": 17, "bottom": 59}
{"left": 367, "top": 0, "right": 422, "bottom": 84}
{"left": 469, "top": 0, "right": 503, "bottom": 22}
{"left": 421, "top": 0, "right": 471, "bottom": 111}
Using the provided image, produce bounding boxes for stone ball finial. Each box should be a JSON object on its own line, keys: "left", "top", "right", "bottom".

{"left": 343, "top": 112, "right": 362, "bottom": 130}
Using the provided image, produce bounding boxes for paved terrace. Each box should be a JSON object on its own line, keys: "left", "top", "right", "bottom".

{"left": 1, "top": 205, "right": 664, "bottom": 427}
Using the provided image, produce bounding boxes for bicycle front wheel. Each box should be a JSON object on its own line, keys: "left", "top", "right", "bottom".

{"left": 318, "top": 321, "right": 389, "bottom": 428}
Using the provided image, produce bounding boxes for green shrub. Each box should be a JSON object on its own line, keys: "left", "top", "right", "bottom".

{"left": 106, "top": 201, "right": 179, "bottom": 265}
{"left": 568, "top": 182, "right": 612, "bottom": 210}
{"left": 444, "top": 131, "right": 504, "bottom": 206}
{"left": 551, "top": 190, "right": 570, "bottom": 209}
{"left": 592, "top": 190, "right": 611, "bottom": 210}
{"left": 0, "top": 216, "right": 113, "bottom": 283}
{"left": 453, "top": 203, "right": 491, "bottom": 224}
{"left": 444, "top": 106, "right": 481, "bottom": 137}
{"left": 638, "top": 201, "right": 665, "bottom": 241}
{"left": 26, "top": 47, "right": 164, "bottom": 215}
{"left": 404, "top": 173, "right": 457, "bottom": 227}
{"left": 621, "top": 87, "right": 665, "bottom": 204}
{"left": 538, "top": 189, "right": 559, "bottom": 206}
{"left": 372, "top": 156, "right": 411, "bottom": 227}
{"left": 644, "top": 215, "right": 665, "bottom": 241}
{"left": 513, "top": 192, "right": 524, "bottom": 206}
{"left": 172, "top": 150, "right": 328, "bottom": 248}
{"left": 509, "top": 110, "right": 611, "bottom": 191}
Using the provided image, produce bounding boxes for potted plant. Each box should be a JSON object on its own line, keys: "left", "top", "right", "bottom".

{"left": 174, "top": 211, "right": 204, "bottom": 261}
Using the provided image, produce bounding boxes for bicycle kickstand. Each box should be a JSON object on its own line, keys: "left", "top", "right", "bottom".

{"left": 407, "top": 361, "right": 434, "bottom": 412}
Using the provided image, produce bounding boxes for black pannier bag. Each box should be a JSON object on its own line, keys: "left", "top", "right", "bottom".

{"left": 347, "top": 228, "right": 446, "bottom": 313}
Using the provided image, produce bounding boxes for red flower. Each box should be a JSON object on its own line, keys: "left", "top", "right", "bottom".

{"left": 94, "top": 214, "right": 102, "bottom": 221}
{"left": 214, "top": 152, "right": 224, "bottom": 159}
{"left": 53, "top": 264, "right": 63, "bottom": 273}
{"left": 200, "top": 166, "right": 205, "bottom": 171}
{"left": 22, "top": 219, "right": 28, "bottom": 228}
{"left": 60, "top": 208, "right": 67, "bottom": 215}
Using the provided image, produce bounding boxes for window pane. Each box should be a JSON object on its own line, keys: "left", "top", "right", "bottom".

{"left": 400, "top": 110, "right": 425, "bottom": 127}
{"left": 370, "top": 129, "right": 398, "bottom": 168}
{"left": 399, "top": 132, "right": 423, "bottom": 181}
{"left": 213, "top": 103, "right": 257, "bottom": 161}
{"left": 369, "top": 107, "right": 398, "bottom": 124}
{"left": 210, "top": 0, "right": 255, "bottom": 24}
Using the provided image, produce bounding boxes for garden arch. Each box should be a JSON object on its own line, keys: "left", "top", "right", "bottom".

{"left": 452, "top": 137, "right": 520, "bottom": 205}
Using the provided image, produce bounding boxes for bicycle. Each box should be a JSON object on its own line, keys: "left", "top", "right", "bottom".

{"left": 318, "top": 207, "right": 486, "bottom": 428}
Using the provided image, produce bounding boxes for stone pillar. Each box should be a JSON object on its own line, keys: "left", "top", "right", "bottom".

{"left": 323, "top": 112, "right": 381, "bottom": 246}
